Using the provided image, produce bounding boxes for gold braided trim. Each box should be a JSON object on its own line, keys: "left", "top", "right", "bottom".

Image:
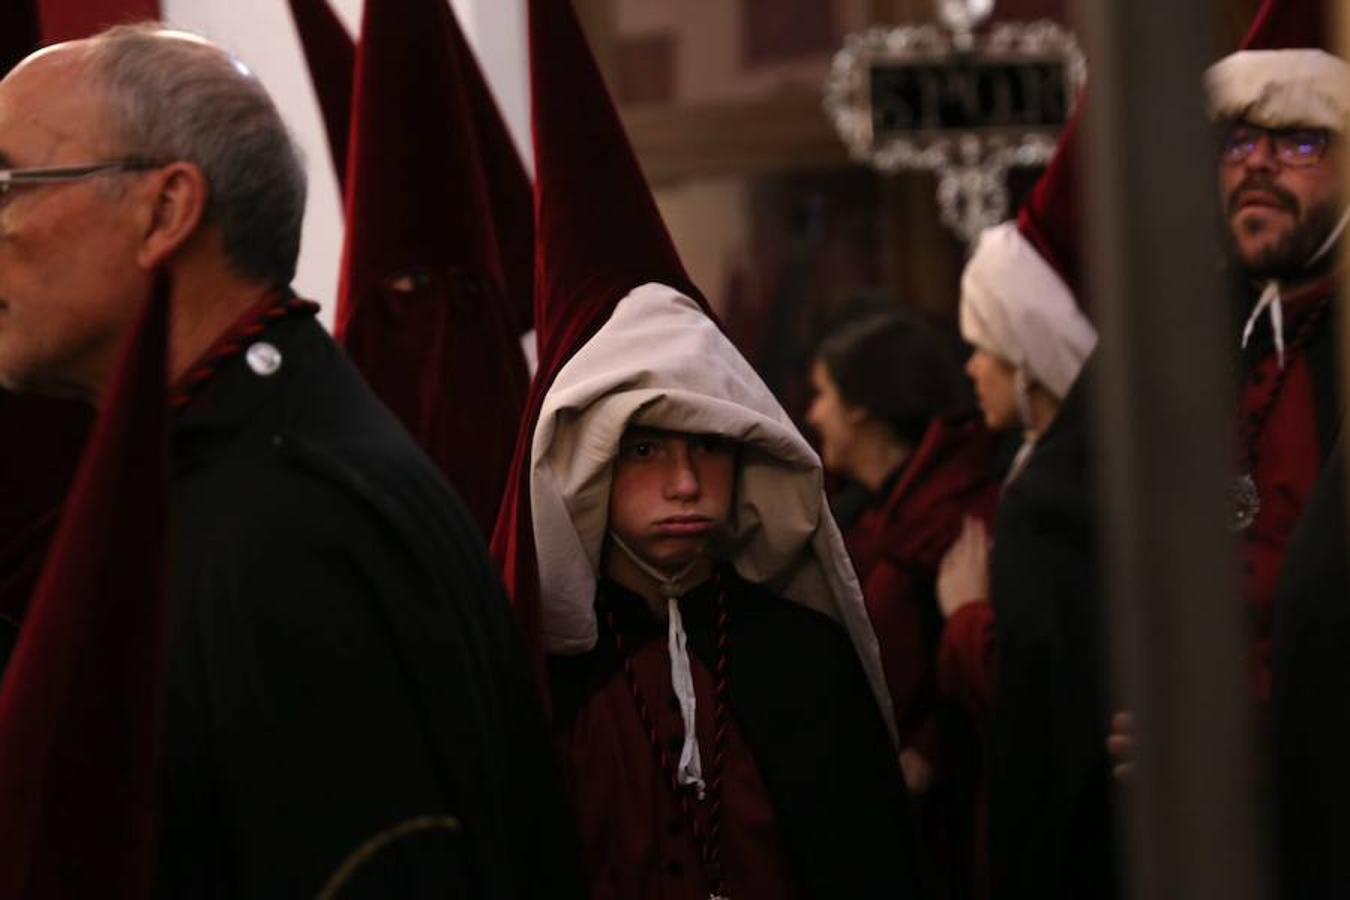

{"left": 316, "top": 814, "right": 463, "bottom": 899}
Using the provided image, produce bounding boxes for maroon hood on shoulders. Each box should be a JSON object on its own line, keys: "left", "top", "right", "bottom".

{"left": 875, "top": 416, "right": 999, "bottom": 570}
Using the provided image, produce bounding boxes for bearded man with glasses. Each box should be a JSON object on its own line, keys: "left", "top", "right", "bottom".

{"left": 0, "top": 24, "right": 586, "bottom": 900}
{"left": 1103, "top": 21, "right": 1350, "bottom": 898}
{"left": 1213, "top": 39, "right": 1350, "bottom": 900}
{"left": 1203, "top": 44, "right": 1350, "bottom": 711}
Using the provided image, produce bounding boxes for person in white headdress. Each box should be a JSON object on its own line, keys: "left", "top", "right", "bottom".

{"left": 934, "top": 217, "right": 1098, "bottom": 634}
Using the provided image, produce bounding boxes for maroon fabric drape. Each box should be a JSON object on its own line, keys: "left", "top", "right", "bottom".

{"left": 286, "top": 0, "right": 354, "bottom": 193}
{"left": 0, "top": 283, "right": 169, "bottom": 898}
{"left": 0, "top": 0, "right": 158, "bottom": 636}
{"left": 489, "top": 0, "right": 708, "bottom": 676}
{"left": 1016, "top": 103, "right": 1087, "bottom": 310}
{"left": 0, "top": 394, "right": 90, "bottom": 624}
{"left": 337, "top": 0, "right": 530, "bottom": 539}
{"left": 846, "top": 418, "right": 998, "bottom": 743}
{"left": 35, "top": 0, "right": 160, "bottom": 42}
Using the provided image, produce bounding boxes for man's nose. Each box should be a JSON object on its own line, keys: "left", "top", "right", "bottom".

{"left": 1243, "top": 133, "right": 1280, "bottom": 172}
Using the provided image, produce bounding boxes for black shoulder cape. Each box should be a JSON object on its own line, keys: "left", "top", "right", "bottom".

{"left": 988, "top": 359, "right": 1119, "bottom": 900}
{"left": 159, "top": 312, "right": 587, "bottom": 899}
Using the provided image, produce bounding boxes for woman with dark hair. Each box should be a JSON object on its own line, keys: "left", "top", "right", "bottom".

{"left": 807, "top": 310, "right": 998, "bottom": 899}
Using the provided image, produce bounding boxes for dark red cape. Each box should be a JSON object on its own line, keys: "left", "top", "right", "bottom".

{"left": 0, "top": 286, "right": 168, "bottom": 898}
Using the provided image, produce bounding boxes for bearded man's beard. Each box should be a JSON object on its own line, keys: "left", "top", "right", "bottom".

{"left": 1225, "top": 176, "right": 1342, "bottom": 282}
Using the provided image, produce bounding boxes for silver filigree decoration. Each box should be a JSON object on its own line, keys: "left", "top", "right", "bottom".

{"left": 823, "top": 20, "right": 1086, "bottom": 244}
{"left": 937, "top": 0, "right": 995, "bottom": 48}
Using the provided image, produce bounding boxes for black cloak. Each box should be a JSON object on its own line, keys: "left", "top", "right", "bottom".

{"left": 155, "top": 310, "right": 587, "bottom": 898}
{"left": 987, "top": 360, "right": 1119, "bottom": 900}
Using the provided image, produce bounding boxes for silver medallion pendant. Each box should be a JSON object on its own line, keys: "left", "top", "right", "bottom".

{"left": 1228, "top": 473, "right": 1261, "bottom": 532}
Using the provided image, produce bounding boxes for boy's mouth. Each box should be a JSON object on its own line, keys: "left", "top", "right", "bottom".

{"left": 652, "top": 515, "right": 714, "bottom": 537}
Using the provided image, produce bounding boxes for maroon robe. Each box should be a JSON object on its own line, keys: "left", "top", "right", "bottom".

{"left": 557, "top": 614, "right": 799, "bottom": 900}
{"left": 844, "top": 416, "right": 998, "bottom": 754}
{"left": 938, "top": 602, "right": 998, "bottom": 728}
{"left": 1238, "top": 278, "right": 1336, "bottom": 706}
{"left": 550, "top": 574, "right": 920, "bottom": 900}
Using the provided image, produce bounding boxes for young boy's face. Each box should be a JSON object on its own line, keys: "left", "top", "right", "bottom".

{"left": 608, "top": 426, "right": 736, "bottom": 574}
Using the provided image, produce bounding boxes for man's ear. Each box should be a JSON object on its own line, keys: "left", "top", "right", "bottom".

{"left": 135, "top": 161, "right": 208, "bottom": 270}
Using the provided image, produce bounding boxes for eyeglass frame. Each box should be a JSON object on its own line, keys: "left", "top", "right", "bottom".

{"left": 1219, "top": 123, "right": 1337, "bottom": 169}
{"left": 0, "top": 157, "right": 166, "bottom": 204}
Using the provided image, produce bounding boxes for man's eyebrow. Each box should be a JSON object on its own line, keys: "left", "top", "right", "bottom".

{"left": 0, "top": 151, "right": 14, "bottom": 169}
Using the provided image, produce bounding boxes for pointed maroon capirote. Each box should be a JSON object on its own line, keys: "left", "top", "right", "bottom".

{"left": 35, "top": 0, "right": 159, "bottom": 43}
{"left": 0, "top": 277, "right": 169, "bottom": 898}
{"left": 287, "top": 0, "right": 354, "bottom": 193}
{"left": 1016, "top": 99, "right": 1087, "bottom": 310}
{"left": 1241, "top": 0, "right": 1329, "bottom": 51}
{"left": 286, "top": 0, "right": 535, "bottom": 333}
{"left": 338, "top": 0, "right": 530, "bottom": 539}
{"left": 490, "top": 0, "right": 709, "bottom": 675}
{"left": 525, "top": 0, "right": 698, "bottom": 348}
{"left": 447, "top": 17, "right": 536, "bottom": 335}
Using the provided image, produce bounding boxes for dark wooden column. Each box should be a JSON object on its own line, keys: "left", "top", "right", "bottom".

{"left": 1082, "top": 0, "right": 1266, "bottom": 896}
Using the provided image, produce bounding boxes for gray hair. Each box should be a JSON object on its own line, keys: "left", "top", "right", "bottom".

{"left": 83, "top": 24, "right": 307, "bottom": 286}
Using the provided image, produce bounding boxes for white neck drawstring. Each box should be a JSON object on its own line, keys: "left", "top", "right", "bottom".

{"left": 608, "top": 533, "right": 706, "bottom": 798}
{"left": 1241, "top": 206, "right": 1350, "bottom": 369}
{"left": 1242, "top": 280, "right": 1286, "bottom": 368}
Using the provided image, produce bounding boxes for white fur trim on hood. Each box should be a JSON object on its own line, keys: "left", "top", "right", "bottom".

{"left": 529, "top": 282, "right": 898, "bottom": 743}
{"left": 1207, "top": 49, "right": 1350, "bottom": 132}
{"left": 960, "top": 221, "right": 1097, "bottom": 400}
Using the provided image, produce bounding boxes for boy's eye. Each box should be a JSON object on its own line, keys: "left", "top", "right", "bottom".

{"left": 691, "top": 436, "right": 733, "bottom": 456}
{"left": 623, "top": 440, "right": 658, "bottom": 459}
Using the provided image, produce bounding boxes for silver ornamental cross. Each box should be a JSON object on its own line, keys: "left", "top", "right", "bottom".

{"left": 824, "top": 0, "right": 1085, "bottom": 245}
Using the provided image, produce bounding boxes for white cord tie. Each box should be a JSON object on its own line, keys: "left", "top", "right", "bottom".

{"left": 1240, "top": 205, "right": 1350, "bottom": 370}
{"left": 608, "top": 532, "right": 706, "bottom": 797}
{"left": 1241, "top": 280, "right": 1286, "bottom": 369}
{"left": 666, "top": 597, "right": 705, "bottom": 798}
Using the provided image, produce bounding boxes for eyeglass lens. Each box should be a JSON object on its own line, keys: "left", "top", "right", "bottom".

{"left": 1222, "top": 126, "right": 1330, "bottom": 167}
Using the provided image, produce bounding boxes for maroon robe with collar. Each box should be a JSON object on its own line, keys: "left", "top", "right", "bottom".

{"left": 549, "top": 573, "right": 920, "bottom": 900}
{"left": 1237, "top": 276, "right": 1339, "bottom": 706}
{"left": 842, "top": 416, "right": 998, "bottom": 753}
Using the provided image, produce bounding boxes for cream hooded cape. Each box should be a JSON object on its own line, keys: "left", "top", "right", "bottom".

{"left": 528, "top": 282, "right": 898, "bottom": 742}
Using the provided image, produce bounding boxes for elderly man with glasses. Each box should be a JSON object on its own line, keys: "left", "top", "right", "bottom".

{"left": 0, "top": 24, "right": 587, "bottom": 900}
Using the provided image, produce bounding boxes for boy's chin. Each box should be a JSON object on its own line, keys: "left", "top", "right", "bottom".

{"left": 638, "top": 541, "right": 708, "bottom": 574}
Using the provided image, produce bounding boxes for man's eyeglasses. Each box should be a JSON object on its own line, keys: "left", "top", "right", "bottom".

{"left": 0, "top": 157, "right": 164, "bottom": 203}
{"left": 1220, "top": 124, "right": 1334, "bottom": 168}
